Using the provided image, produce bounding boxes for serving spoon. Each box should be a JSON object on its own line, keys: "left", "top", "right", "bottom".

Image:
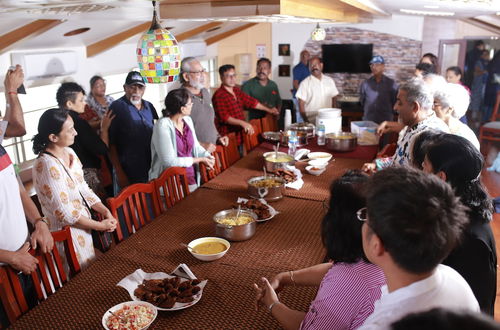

{"left": 180, "top": 243, "right": 194, "bottom": 252}
{"left": 109, "top": 311, "right": 127, "bottom": 324}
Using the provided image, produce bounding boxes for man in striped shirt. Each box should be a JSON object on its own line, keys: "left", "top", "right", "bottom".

{"left": 359, "top": 167, "right": 479, "bottom": 330}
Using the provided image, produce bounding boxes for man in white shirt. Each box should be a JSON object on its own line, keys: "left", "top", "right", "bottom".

{"left": 295, "top": 56, "right": 339, "bottom": 123}
{"left": 359, "top": 167, "right": 479, "bottom": 330}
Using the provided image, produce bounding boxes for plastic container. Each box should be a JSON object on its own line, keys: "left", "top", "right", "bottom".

{"left": 288, "top": 131, "right": 298, "bottom": 156}
{"left": 351, "top": 121, "right": 379, "bottom": 145}
{"left": 316, "top": 108, "right": 342, "bottom": 134}
{"left": 317, "top": 124, "right": 325, "bottom": 146}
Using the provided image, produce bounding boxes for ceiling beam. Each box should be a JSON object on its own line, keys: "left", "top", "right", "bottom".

{"left": 86, "top": 22, "right": 150, "bottom": 58}
{"left": 339, "top": 0, "right": 389, "bottom": 16}
{"left": 0, "top": 19, "right": 63, "bottom": 54}
{"left": 176, "top": 22, "right": 223, "bottom": 41}
{"left": 464, "top": 18, "right": 500, "bottom": 35}
{"left": 205, "top": 23, "right": 257, "bottom": 45}
{"left": 280, "top": 0, "right": 356, "bottom": 22}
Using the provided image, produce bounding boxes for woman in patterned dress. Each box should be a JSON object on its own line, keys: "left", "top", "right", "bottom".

{"left": 32, "top": 109, "right": 117, "bottom": 270}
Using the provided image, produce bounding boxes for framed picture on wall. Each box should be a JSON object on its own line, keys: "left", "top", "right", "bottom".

{"left": 278, "top": 44, "right": 290, "bottom": 56}
{"left": 278, "top": 65, "right": 290, "bottom": 77}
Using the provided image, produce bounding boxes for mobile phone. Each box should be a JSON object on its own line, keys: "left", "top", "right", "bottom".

{"left": 8, "top": 66, "right": 26, "bottom": 94}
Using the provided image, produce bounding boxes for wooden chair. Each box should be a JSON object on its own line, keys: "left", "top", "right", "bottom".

{"left": 200, "top": 145, "right": 228, "bottom": 184}
{"left": 225, "top": 132, "right": 241, "bottom": 166}
{"left": 153, "top": 167, "right": 190, "bottom": 213}
{"left": 243, "top": 119, "right": 262, "bottom": 153}
{"left": 107, "top": 183, "right": 160, "bottom": 242}
{"left": 377, "top": 143, "right": 397, "bottom": 158}
{"left": 261, "top": 114, "right": 278, "bottom": 132}
{"left": 479, "top": 91, "right": 500, "bottom": 155}
{"left": 0, "top": 226, "right": 81, "bottom": 326}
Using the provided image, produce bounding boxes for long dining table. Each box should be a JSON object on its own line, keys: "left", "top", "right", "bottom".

{"left": 11, "top": 144, "right": 372, "bottom": 329}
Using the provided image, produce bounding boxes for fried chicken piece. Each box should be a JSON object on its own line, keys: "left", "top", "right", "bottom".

{"left": 177, "top": 296, "right": 194, "bottom": 303}
{"left": 159, "top": 296, "right": 177, "bottom": 308}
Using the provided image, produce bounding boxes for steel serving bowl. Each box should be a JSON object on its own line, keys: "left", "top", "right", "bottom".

{"left": 325, "top": 132, "right": 357, "bottom": 152}
{"left": 261, "top": 131, "right": 281, "bottom": 144}
{"left": 264, "top": 153, "right": 295, "bottom": 172}
{"left": 247, "top": 175, "right": 286, "bottom": 202}
{"left": 213, "top": 209, "right": 257, "bottom": 241}
{"left": 290, "top": 122, "right": 315, "bottom": 138}
{"left": 280, "top": 130, "right": 308, "bottom": 147}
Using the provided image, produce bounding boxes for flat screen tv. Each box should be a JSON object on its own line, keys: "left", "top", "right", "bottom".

{"left": 322, "top": 44, "right": 373, "bottom": 73}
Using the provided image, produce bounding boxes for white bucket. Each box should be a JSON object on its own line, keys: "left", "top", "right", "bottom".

{"left": 316, "top": 108, "right": 342, "bottom": 134}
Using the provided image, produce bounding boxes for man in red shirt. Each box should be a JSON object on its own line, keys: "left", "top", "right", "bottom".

{"left": 212, "top": 64, "right": 278, "bottom": 145}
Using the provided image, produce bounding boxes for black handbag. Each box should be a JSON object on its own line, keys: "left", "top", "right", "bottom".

{"left": 43, "top": 151, "right": 113, "bottom": 252}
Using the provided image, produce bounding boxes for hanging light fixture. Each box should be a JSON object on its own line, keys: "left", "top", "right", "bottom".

{"left": 311, "top": 23, "right": 326, "bottom": 41}
{"left": 136, "top": 1, "right": 181, "bottom": 84}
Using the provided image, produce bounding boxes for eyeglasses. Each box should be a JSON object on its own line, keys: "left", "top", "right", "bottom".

{"left": 189, "top": 69, "right": 206, "bottom": 75}
{"left": 356, "top": 207, "right": 368, "bottom": 222}
{"left": 185, "top": 102, "right": 193, "bottom": 107}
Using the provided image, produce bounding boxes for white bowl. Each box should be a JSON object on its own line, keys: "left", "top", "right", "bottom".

{"left": 308, "top": 152, "right": 332, "bottom": 162}
{"left": 102, "top": 301, "right": 157, "bottom": 330}
{"left": 306, "top": 165, "right": 326, "bottom": 176}
{"left": 308, "top": 159, "right": 328, "bottom": 168}
{"left": 187, "top": 237, "right": 230, "bottom": 261}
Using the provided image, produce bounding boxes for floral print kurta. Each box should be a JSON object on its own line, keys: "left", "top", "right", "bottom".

{"left": 33, "top": 148, "right": 101, "bottom": 270}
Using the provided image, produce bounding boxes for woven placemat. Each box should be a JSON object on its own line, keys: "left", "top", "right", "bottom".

{"left": 12, "top": 189, "right": 325, "bottom": 329}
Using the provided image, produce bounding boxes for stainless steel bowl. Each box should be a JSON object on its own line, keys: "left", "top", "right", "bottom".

{"left": 247, "top": 176, "right": 285, "bottom": 201}
{"left": 325, "top": 132, "right": 357, "bottom": 152}
{"left": 290, "top": 122, "right": 315, "bottom": 138}
{"left": 261, "top": 131, "right": 281, "bottom": 143}
{"left": 264, "top": 154, "right": 295, "bottom": 172}
{"left": 213, "top": 209, "right": 257, "bottom": 241}
{"left": 280, "top": 130, "right": 308, "bottom": 147}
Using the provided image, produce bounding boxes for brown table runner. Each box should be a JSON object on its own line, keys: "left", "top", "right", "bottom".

{"left": 12, "top": 188, "right": 325, "bottom": 329}
{"left": 202, "top": 146, "right": 368, "bottom": 201}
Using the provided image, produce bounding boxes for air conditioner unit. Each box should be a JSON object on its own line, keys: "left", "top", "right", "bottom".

{"left": 11, "top": 51, "right": 78, "bottom": 80}
{"left": 179, "top": 41, "right": 207, "bottom": 59}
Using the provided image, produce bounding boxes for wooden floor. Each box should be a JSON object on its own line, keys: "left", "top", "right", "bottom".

{"left": 481, "top": 169, "right": 500, "bottom": 319}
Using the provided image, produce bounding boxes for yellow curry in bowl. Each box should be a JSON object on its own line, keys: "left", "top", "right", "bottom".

{"left": 192, "top": 241, "right": 227, "bottom": 255}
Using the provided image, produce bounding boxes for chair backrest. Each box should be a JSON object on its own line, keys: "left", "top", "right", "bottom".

{"left": 199, "top": 145, "right": 228, "bottom": 184}
{"left": 107, "top": 183, "right": 160, "bottom": 242}
{"left": 489, "top": 90, "right": 500, "bottom": 122}
{"left": 261, "top": 114, "right": 278, "bottom": 132}
{"left": 243, "top": 119, "right": 262, "bottom": 153}
{"left": 225, "top": 132, "right": 241, "bottom": 166}
{"left": 0, "top": 226, "right": 81, "bottom": 326}
{"left": 153, "top": 167, "right": 189, "bottom": 213}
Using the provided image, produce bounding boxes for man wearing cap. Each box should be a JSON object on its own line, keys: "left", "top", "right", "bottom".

{"left": 359, "top": 55, "right": 399, "bottom": 124}
{"left": 296, "top": 56, "right": 339, "bottom": 124}
{"left": 109, "top": 71, "right": 158, "bottom": 188}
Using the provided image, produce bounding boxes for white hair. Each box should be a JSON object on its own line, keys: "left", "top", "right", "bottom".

{"left": 434, "top": 83, "right": 470, "bottom": 119}
{"left": 423, "top": 74, "right": 447, "bottom": 95}
{"left": 400, "top": 78, "right": 434, "bottom": 112}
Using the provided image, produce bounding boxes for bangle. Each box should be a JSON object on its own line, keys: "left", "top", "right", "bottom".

{"left": 36, "top": 216, "right": 48, "bottom": 226}
{"left": 7, "top": 91, "right": 17, "bottom": 95}
{"left": 268, "top": 301, "right": 281, "bottom": 313}
{"left": 289, "top": 270, "right": 296, "bottom": 286}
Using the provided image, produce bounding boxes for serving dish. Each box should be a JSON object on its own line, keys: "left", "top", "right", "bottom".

{"left": 264, "top": 153, "right": 295, "bottom": 172}
{"left": 305, "top": 165, "right": 326, "bottom": 176}
{"left": 307, "top": 152, "right": 333, "bottom": 162}
{"left": 213, "top": 209, "right": 257, "bottom": 241}
{"left": 325, "top": 132, "right": 357, "bottom": 152}
{"left": 187, "top": 237, "right": 230, "bottom": 261}
{"left": 247, "top": 175, "right": 286, "bottom": 201}
{"left": 117, "top": 269, "right": 207, "bottom": 312}
{"left": 261, "top": 131, "right": 281, "bottom": 143}
{"left": 290, "top": 122, "right": 315, "bottom": 138}
{"left": 308, "top": 159, "right": 328, "bottom": 169}
{"left": 102, "top": 301, "right": 157, "bottom": 330}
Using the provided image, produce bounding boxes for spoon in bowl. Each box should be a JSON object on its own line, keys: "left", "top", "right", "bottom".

{"left": 263, "top": 166, "right": 267, "bottom": 180}
{"left": 180, "top": 243, "right": 194, "bottom": 252}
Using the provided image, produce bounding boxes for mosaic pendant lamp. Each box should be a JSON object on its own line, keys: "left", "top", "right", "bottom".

{"left": 136, "top": 1, "right": 181, "bottom": 84}
{"left": 311, "top": 23, "right": 326, "bottom": 41}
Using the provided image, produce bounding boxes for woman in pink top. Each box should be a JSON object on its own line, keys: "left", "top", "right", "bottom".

{"left": 254, "top": 170, "right": 386, "bottom": 330}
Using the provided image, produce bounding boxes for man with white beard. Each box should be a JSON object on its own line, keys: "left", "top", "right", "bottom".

{"left": 179, "top": 57, "right": 228, "bottom": 153}
{"left": 109, "top": 71, "right": 158, "bottom": 188}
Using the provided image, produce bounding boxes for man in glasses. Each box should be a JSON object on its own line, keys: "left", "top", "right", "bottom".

{"left": 179, "top": 57, "right": 228, "bottom": 154}
{"left": 109, "top": 71, "right": 158, "bottom": 189}
{"left": 358, "top": 167, "right": 479, "bottom": 329}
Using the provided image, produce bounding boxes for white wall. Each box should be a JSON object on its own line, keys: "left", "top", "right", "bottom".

{"left": 348, "top": 14, "right": 424, "bottom": 41}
